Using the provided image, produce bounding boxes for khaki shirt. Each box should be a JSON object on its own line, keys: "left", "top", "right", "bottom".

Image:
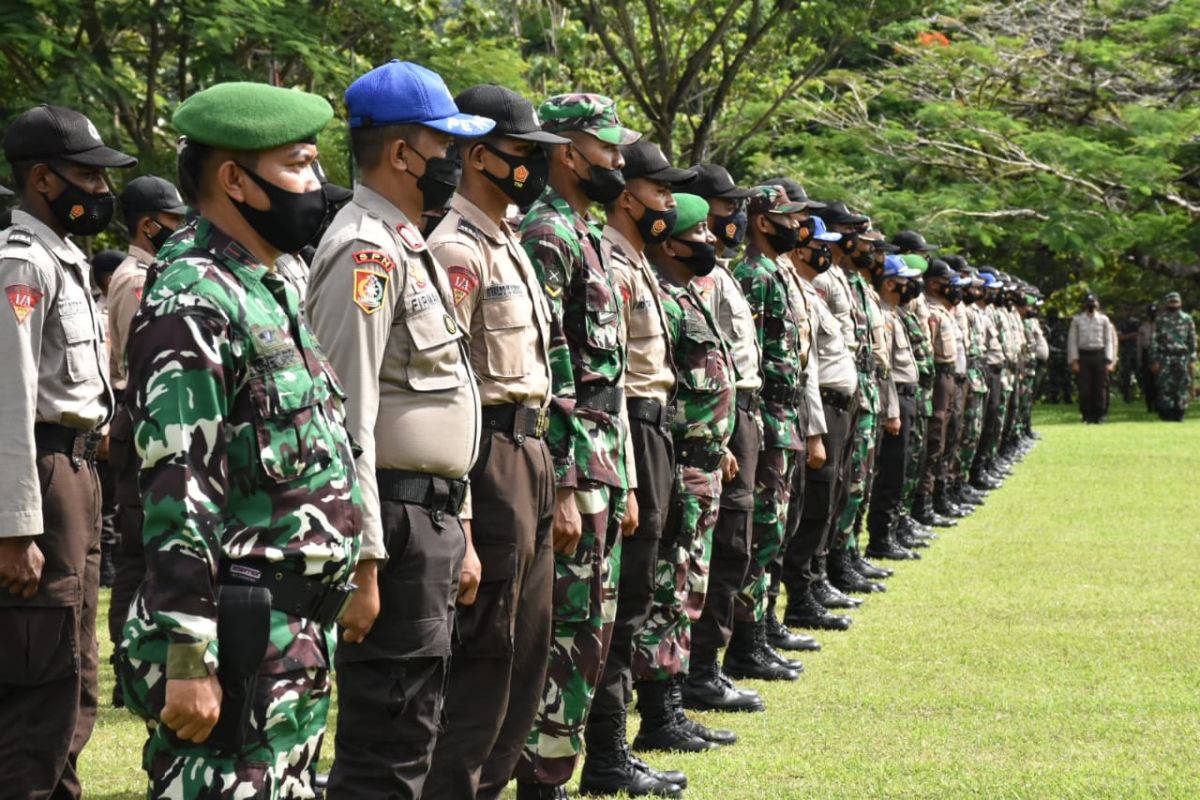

{"left": 799, "top": 275, "right": 856, "bottom": 427}
{"left": 979, "top": 304, "right": 1004, "bottom": 366}
{"left": 779, "top": 263, "right": 823, "bottom": 435}
{"left": 107, "top": 244, "right": 155, "bottom": 391}
{"left": 928, "top": 300, "right": 958, "bottom": 364}
{"left": 881, "top": 300, "right": 918, "bottom": 419}
{"left": 951, "top": 302, "right": 969, "bottom": 375}
{"left": 705, "top": 261, "right": 762, "bottom": 391}
{"left": 1003, "top": 308, "right": 1026, "bottom": 364}
{"left": 0, "top": 209, "right": 113, "bottom": 536}
{"left": 428, "top": 193, "right": 552, "bottom": 408}
{"left": 307, "top": 185, "right": 480, "bottom": 559}
{"left": 813, "top": 267, "right": 859, "bottom": 352}
{"left": 605, "top": 226, "right": 675, "bottom": 406}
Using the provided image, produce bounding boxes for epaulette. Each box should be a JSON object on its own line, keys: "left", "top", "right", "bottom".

{"left": 1, "top": 225, "right": 34, "bottom": 248}
{"left": 456, "top": 217, "right": 483, "bottom": 242}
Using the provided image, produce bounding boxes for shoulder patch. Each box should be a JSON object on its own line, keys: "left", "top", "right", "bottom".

{"left": 456, "top": 218, "right": 483, "bottom": 241}
{"left": 352, "top": 249, "right": 395, "bottom": 273}
{"left": 447, "top": 265, "right": 480, "bottom": 306}
{"left": 6, "top": 283, "right": 43, "bottom": 324}
{"left": 396, "top": 223, "right": 427, "bottom": 253}
{"left": 3, "top": 227, "right": 33, "bottom": 247}
{"left": 353, "top": 268, "right": 389, "bottom": 315}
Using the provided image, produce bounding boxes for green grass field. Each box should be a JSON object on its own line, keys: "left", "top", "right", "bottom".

{"left": 82, "top": 400, "right": 1200, "bottom": 799}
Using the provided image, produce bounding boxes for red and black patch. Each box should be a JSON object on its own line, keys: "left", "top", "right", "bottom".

{"left": 5, "top": 284, "right": 43, "bottom": 325}
{"left": 447, "top": 265, "right": 480, "bottom": 306}
{"left": 352, "top": 249, "right": 395, "bottom": 273}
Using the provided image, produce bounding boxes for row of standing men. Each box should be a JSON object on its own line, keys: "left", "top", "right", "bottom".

{"left": 0, "top": 60, "right": 1048, "bottom": 800}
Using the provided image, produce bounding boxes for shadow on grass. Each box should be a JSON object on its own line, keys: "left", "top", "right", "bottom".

{"left": 1035, "top": 398, "right": 1173, "bottom": 426}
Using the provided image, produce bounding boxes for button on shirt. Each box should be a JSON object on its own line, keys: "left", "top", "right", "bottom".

{"left": 0, "top": 209, "right": 113, "bottom": 536}
{"left": 307, "top": 184, "right": 481, "bottom": 559}
{"left": 606, "top": 226, "right": 675, "bottom": 407}
{"left": 428, "top": 192, "right": 552, "bottom": 408}
{"left": 1067, "top": 311, "right": 1115, "bottom": 362}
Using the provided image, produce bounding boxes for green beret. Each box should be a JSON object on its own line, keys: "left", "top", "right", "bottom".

{"left": 174, "top": 82, "right": 333, "bottom": 150}
{"left": 902, "top": 253, "right": 929, "bottom": 275}
{"left": 671, "top": 193, "right": 709, "bottom": 235}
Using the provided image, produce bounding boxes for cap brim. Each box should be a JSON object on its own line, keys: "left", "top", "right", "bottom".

{"left": 61, "top": 145, "right": 138, "bottom": 168}
{"left": 161, "top": 202, "right": 189, "bottom": 215}
{"left": 777, "top": 201, "right": 808, "bottom": 213}
{"left": 424, "top": 114, "right": 496, "bottom": 137}
{"left": 873, "top": 242, "right": 901, "bottom": 253}
{"left": 508, "top": 130, "right": 571, "bottom": 144}
{"left": 801, "top": 199, "right": 827, "bottom": 209}
{"left": 814, "top": 232, "right": 843, "bottom": 242}
{"left": 646, "top": 166, "right": 697, "bottom": 185}
{"left": 717, "top": 187, "right": 755, "bottom": 200}
{"left": 322, "top": 183, "right": 354, "bottom": 204}
{"left": 917, "top": 243, "right": 941, "bottom": 251}
{"left": 592, "top": 126, "right": 642, "bottom": 146}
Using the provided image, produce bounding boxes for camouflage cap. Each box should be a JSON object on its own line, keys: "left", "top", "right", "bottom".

{"left": 539, "top": 93, "right": 641, "bottom": 145}
{"left": 1163, "top": 291, "right": 1182, "bottom": 303}
{"left": 746, "top": 184, "right": 806, "bottom": 216}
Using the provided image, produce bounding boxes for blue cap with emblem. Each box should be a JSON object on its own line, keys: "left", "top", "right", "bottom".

{"left": 809, "top": 216, "right": 843, "bottom": 242}
{"left": 882, "top": 254, "right": 920, "bottom": 278}
{"left": 346, "top": 60, "right": 496, "bottom": 136}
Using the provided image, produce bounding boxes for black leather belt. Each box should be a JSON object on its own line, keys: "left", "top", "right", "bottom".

{"left": 481, "top": 403, "right": 548, "bottom": 442}
{"left": 736, "top": 390, "right": 759, "bottom": 412}
{"left": 819, "top": 388, "right": 853, "bottom": 411}
{"left": 897, "top": 383, "right": 918, "bottom": 397}
{"left": 675, "top": 440, "right": 725, "bottom": 472}
{"left": 576, "top": 383, "right": 623, "bottom": 415}
{"left": 34, "top": 422, "right": 103, "bottom": 466}
{"left": 954, "top": 374, "right": 967, "bottom": 384}
{"left": 376, "top": 469, "right": 468, "bottom": 516}
{"left": 219, "top": 561, "right": 356, "bottom": 627}
{"left": 761, "top": 375, "right": 805, "bottom": 406}
{"left": 627, "top": 397, "right": 673, "bottom": 433}
{"left": 935, "top": 363, "right": 956, "bottom": 376}
{"left": 987, "top": 363, "right": 1003, "bottom": 374}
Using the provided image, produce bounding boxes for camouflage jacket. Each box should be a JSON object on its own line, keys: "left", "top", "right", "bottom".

{"left": 964, "top": 305, "right": 988, "bottom": 394}
{"left": 657, "top": 273, "right": 735, "bottom": 463}
{"left": 847, "top": 271, "right": 882, "bottom": 415}
{"left": 732, "top": 248, "right": 803, "bottom": 449}
{"left": 520, "top": 188, "right": 629, "bottom": 489}
{"left": 125, "top": 217, "right": 363, "bottom": 677}
{"left": 1150, "top": 310, "right": 1197, "bottom": 361}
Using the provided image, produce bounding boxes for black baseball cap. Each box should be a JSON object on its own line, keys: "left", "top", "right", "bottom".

{"left": 92, "top": 249, "right": 125, "bottom": 275}
{"left": 891, "top": 230, "right": 940, "bottom": 252}
{"left": 312, "top": 160, "right": 353, "bottom": 205}
{"left": 764, "top": 177, "right": 826, "bottom": 209}
{"left": 689, "top": 164, "right": 755, "bottom": 200}
{"left": 819, "top": 200, "right": 870, "bottom": 226}
{"left": 119, "top": 175, "right": 187, "bottom": 216}
{"left": 621, "top": 140, "right": 696, "bottom": 184}
{"left": 455, "top": 84, "right": 570, "bottom": 144}
{"left": 4, "top": 105, "right": 136, "bottom": 168}
{"left": 942, "top": 253, "right": 969, "bottom": 271}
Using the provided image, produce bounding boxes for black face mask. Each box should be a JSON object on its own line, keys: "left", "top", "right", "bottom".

{"left": 670, "top": 237, "right": 717, "bottom": 277}
{"left": 852, "top": 246, "right": 875, "bottom": 271}
{"left": 945, "top": 285, "right": 963, "bottom": 304}
{"left": 146, "top": 219, "right": 175, "bottom": 253}
{"left": 764, "top": 218, "right": 798, "bottom": 255}
{"left": 1084, "top": 301, "right": 1097, "bottom": 312}
{"left": 573, "top": 148, "right": 625, "bottom": 204}
{"left": 900, "top": 279, "right": 923, "bottom": 304}
{"left": 406, "top": 146, "right": 460, "bottom": 212}
{"left": 712, "top": 210, "right": 747, "bottom": 248}
{"left": 629, "top": 193, "right": 676, "bottom": 245}
{"left": 47, "top": 167, "right": 115, "bottom": 237}
{"left": 804, "top": 244, "right": 833, "bottom": 274}
{"left": 230, "top": 165, "right": 328, "bottom": 254}
{"left": 480, "top": 142, "right": 548, "bottom": 207}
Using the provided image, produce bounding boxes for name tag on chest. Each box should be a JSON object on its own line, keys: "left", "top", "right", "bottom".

{"left": 485, "top": 283, "right": 525, "bottom": 301}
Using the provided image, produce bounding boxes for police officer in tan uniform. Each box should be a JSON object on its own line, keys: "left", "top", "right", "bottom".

{"left": 424, "top": 83, "right": 566, "bottom": 800}
{"left": 0, "top": 103, "right": 135, "bottom": 799}
{"left": 306, "top": 60, "right": 494, "bottom": 799}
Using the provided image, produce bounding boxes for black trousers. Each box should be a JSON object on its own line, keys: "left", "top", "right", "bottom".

{"left": 0, "top": 452, "right": 101, "bottom": 800}
{"left": 589, "top": 416, "right": 673, "bottom": 720}
{"left": 328, "top": 496, "right": 467, "bottom": 800}
{"left": 426, "top": 430, "right": 556, "bottom": 800}
{"left": 781, "top": 400, "right": 855, "bottom": 590}
{"left": 693, "top": 404, "right": 758, "bottom": 652}
{"left": 974, "top": 367, "right": 1005, "bottom": 472}
{"left": 867, "top": 389, "right": 917, "bottom": 542}
{"left": 1077, "top": 349, "right": 1110, "bottom": 422}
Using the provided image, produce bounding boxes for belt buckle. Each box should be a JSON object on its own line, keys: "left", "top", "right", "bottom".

{"left": 447, "top": 480, "right": 467, "bottom": 516}
{"left": 325, "top": 581, "right": 358, "bottom": 627}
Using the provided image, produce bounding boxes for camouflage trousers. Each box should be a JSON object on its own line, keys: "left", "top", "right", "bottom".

{"left": 834, "top": 407, "right": 878, "bottom": 550}
{"left": 632, "top": 466, "right": 721, "bottom": 682}
{"left": 988, "top": 385, "right": 1014, "bottom": 459}
{"left": 737, "top": 447, "right": 796, "bottom": 621}
{"left": 956, "top": 389, "right": 987, "bottom": 483}
{"left": 519, "top": 480, "right": 626, "bottom": 788}
{"left": 1156, "top": 355, "right": 1195, "bottom": 414}
{"left": 119, "top": 604, "right": 332, "bottom": 799}
{"left": 901, "top": 385, "right": 929, "bottom": 513}
{"left": 1018, "top": 373, "right": 1037, "bottom": 432}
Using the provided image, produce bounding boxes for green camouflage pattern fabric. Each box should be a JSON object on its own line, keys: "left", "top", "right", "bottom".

{"left": 117, "top": 217, "right": 362, "bottom": 797}
{"left": 737, "top": 447, "right": 795, "bottom": 621}
{"left": 834, "top": 272, "right": 882, "bottom": 548}
{"left": 1150, "top": 309, "right": 1196, "bottom": 415}
{"left": 520, "top": 188, "right": 630, "bottom": 490}
{"left": 631, "top": 275, "right": 734, "bottom": 681}
{"left": 520, "top": 481, "right": 626, "bottom": 786}
{"left": 538, "top": 93, "right": 641, "bottom": 145}
{"left": 899, "top": 306, "right": 932, "bottom": 510}
{"left": 957, "top": 306, "right": 988, "bottom": 482}
{"left": 731, "top": 248, "right": 803, "bottom": 449}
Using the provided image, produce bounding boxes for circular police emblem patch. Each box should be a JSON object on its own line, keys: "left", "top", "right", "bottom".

{"left": 444, "top": 314, "right": 457, "bottom": 334}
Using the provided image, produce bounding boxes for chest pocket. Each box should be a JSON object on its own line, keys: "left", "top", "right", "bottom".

{"left": 628, "top": 291, "right": 664, "bottom": 343}
{"left": 60, "top": 308, "right": 100, "bottom": 383}
{"left": 481, "top": 290, "right": 533, "bottom": 379}
{"left": 680, "top": 316, "right": 724, "bottom": 393}
{"left": 584, "top": 272, "right": 620, "bottom": 352}
{"left": 247, "top": 358, "right": 335, "bottom": 484}
{"left": 402, "top": 281, "right": 466, "bottom": 392}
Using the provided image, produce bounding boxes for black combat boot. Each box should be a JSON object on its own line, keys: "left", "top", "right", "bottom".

{"left": 829, "top": 547, "right": 885, "bottom": 593}
{"left": 629, "top": 753, "right": 689, "bottom": 792}
{"left": 970, "top": 467, "right": 1003, "bottom": 491}
{"left": 100, "top": 538, "right": 116, "bottom": 588}
{"left": 723, "top": 620, "right": 799, "bottom": 681}
{"left": 754, "top": 620, "right": 804, "bottom": 672}
{"left": 894, "top": 522, "right": 927, "bottom": 553}
{"left": 581, "top": 711, "right": 685, "bottom": 797}
{"left": 517, "top": 781, "right": 571, "bottom": 799}
{"left": 866, "top": 518, "right": 917, "bottom": 561}
{"left": 681, "top": 651, "right": 765, "bottom": 713}
{"left": 632, "top": 681, "right": 716, "bottom": 754}
{"left": 811, "top": 577, "right": 863, "bottom": 609}
{"left": 765, "top": 603, "right": 823, "bottom": 651}
{"left": 913, "top": 494, "right": 955, "bottom": 527}
{"left": 670, "top": 676, "right": 737, "bottom": 746}
{"left": 933, "top": 487, "right": 969, "bottom": 518}
{"left": 783, "top": 584, "right": 852, "bottom": 631}
{"left": 852, "top": 547, "right": 894, "bottom": 578}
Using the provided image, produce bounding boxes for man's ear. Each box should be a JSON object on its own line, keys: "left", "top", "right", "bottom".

{"left": 215, "top": 160, "right": 248, "bottom": 203}
{"left": 465, "top": 141, "right": 487, "bottom": 172}
{"left": 389, "top": 138, "right": 410, "bottom": 174}
{"left": 28, "top": 162, "right": 55, "bottom": 195}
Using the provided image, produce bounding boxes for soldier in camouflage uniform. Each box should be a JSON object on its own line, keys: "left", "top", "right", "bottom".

{"left": 947, "top": 260, "right": 989, "bottom": 510}
{"left": 1150, "top": 292, "right": 1197, "bottom": 421}
{"left": 969, "top": 269, "right": 1007, "bottom": 492}
{"left": 633, "top": 194, "right": 739, "bottom": 761}
{"left": 116, "top": 82, "right": 363, "bottom": 799}
{"left": 517, "top": 94, "right": 640, "bottom": 800}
